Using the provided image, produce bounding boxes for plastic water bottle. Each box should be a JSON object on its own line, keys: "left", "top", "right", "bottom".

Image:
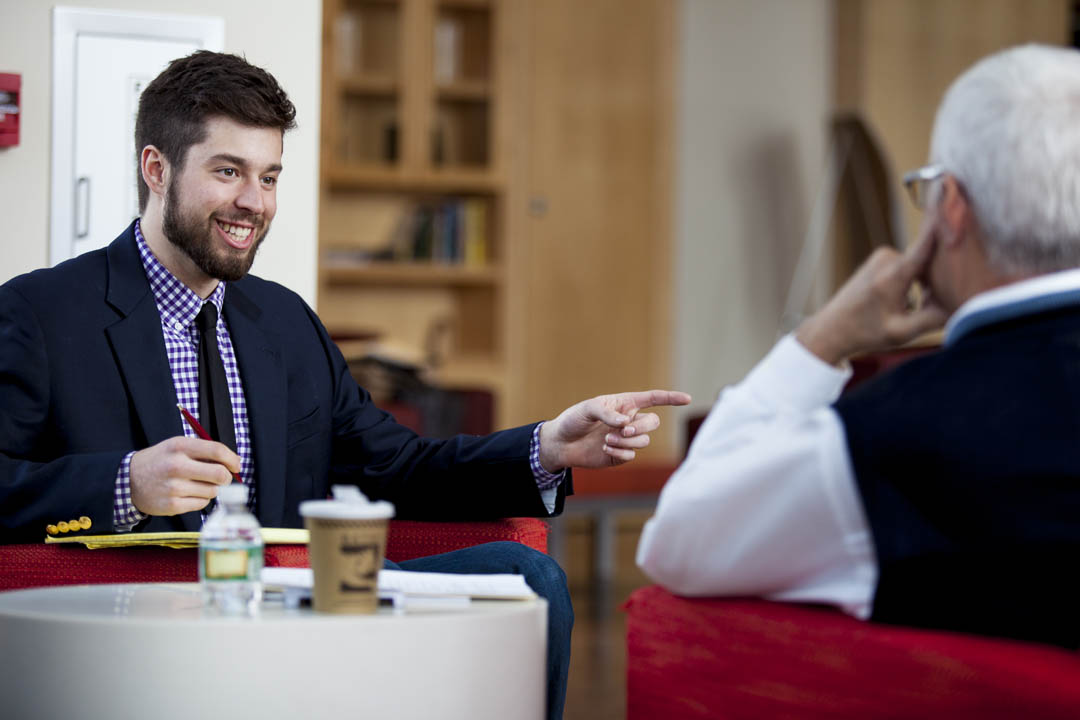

{"left": 199, "top": 483, "right": 263, "bottom": 616}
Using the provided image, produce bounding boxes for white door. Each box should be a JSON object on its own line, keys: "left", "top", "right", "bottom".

{"left": 72, "top": 35, "right": 198, "bottom": 258}
{"left": 51, "top": 8, "right": 224, "bottom": 265}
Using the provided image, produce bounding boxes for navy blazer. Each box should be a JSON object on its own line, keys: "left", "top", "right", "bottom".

{"left": 0, "top": 223, "right": 567, "bottom": 543}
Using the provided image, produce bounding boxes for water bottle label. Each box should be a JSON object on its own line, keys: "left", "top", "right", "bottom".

{"left": 203, "top": 548, "right": 257, "bottom": 580}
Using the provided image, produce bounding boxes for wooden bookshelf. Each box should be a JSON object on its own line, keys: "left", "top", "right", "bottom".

{"left": 319, "top": 0, "right": 678, "bottom": 457}
{"left": 320, "top": 0, "right": 510, "bottom": 421}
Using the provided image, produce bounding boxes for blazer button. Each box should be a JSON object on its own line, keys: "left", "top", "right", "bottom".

{"left": 70, "top": 519, "right": 83, "bottom": 532}
{"left": 78, "top": 516, "right": 92, "bottom": 530}
{"left": 46, "top": 525, "right": 59, "bottom": 536}
{"left": 57, "top": 521, "right": 70, "bottom": 533}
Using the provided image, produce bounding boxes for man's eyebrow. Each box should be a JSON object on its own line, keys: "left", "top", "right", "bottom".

{"left": 206, "top": 153, "right": 283, "bottom": 174}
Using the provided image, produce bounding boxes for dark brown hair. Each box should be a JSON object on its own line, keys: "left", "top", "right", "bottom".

{"left": 135, "top": 50, "right": 297, "bottom": 212}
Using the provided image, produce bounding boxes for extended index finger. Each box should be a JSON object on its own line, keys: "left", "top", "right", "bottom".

{"left": 898, "top": 232, "right": 939, "bottom": 284}
{"left": 620, "top": 389, "right": 692, "bottom": 410}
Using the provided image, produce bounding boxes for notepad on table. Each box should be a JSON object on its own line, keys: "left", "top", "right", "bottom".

{"left": 44, "top": 528, "right": 309, "bottom": 549}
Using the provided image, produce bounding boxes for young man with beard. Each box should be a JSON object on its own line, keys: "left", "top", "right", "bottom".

{"left": 0, "top": 51, "right": 689, "bottom": 720}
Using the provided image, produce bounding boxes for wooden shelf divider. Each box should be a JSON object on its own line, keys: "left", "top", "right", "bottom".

{"left": 322, "top": 261, "right": 501, "bottom": 287}
{"left": 340, "top": 75, "right": 400, "bottom": 97}
{"left": 435, "top": 80, "right": 491, "bottom": 102}
{"left": 325, "top": 166, "right": 502, "bottom": 193}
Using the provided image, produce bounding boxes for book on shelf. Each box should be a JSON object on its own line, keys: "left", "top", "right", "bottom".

{"left": 334, "top": 11, "right": 359, "bottom": 75}
{"left": 324, "top": 197, "right": 488, "bottom": 268}
{"left": 463, "top": 197, "right": 487, "bottom": 267}
{"left": 434, "top": 16, "right": 461, "bottom": 83}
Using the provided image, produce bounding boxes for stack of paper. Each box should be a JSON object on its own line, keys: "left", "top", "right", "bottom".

{"left": 262, "top": 567, "right": 537, "bottom": 610}
{"left": 379, "top": 569, "right": 537, "bottom": 600}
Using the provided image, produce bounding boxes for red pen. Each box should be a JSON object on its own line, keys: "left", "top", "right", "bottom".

{"left": 177, "top": 403, "right": 241, "bottom": 484}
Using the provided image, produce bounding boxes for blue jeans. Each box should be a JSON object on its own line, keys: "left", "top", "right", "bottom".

{"left": 384, "top": 541, "right": 573, "bottom": 720}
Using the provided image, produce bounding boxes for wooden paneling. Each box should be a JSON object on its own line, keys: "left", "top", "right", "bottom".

{"left": 835, "top": 0, "right": 1071, "bottom": 249}
{"left": 505, "top": 0, "right": 677, "bottom": 456}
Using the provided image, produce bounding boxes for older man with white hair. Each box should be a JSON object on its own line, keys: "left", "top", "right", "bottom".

{"left": 637, "top": 44, "right": 1080, "bottom": 648}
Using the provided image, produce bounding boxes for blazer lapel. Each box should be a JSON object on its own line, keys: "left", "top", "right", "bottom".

{"left": 103, "top": 224, "right": 199, "bottom": 531}
{"left": 224, "top": 283, "right": 288, "bottom": 529}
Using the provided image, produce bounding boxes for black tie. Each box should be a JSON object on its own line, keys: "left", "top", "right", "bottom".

{"left": 196, "top": 303, "right": 237, "bottom": 453}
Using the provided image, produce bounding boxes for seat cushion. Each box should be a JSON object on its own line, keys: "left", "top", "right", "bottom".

{"left": 624, "top": 585, "right": 1080, "bottom": 720}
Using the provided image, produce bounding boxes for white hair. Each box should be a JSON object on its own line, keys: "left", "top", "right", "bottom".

{"left": 930, "top": 44, "right": 1080, "bottom": 275}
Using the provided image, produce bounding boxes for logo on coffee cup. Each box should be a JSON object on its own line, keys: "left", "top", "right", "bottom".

{"left": 339, "top": 536, "right": 380, "bottom": 593}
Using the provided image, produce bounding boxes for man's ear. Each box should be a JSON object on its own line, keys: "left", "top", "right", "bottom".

{"left": 938, "top": 174, "right": 974, "bottom": 249}
{"left": 140, "top": 145, "right": 169, "bottom": 200}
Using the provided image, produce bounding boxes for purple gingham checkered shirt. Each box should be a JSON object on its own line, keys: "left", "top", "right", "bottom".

{"left": 531, "top": 423, "right": 563, "bottom": 490}
{"left": 113, "top": 221, "right": 254, "bottom": 530}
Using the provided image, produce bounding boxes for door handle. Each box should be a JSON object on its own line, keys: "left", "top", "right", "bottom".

{"left": 75, "top": 176, "right": 90, "bottom": 239}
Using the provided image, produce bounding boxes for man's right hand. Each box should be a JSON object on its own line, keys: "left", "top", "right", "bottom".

{"left": 796, "top": 234, "right": 948, "bottom": 366}
{"left": 129, "top": 437, "right": 240, "bottom": 516}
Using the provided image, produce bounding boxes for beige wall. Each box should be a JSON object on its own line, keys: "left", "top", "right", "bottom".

{"left": 0, "top": 0, "right": 321, "bottom": 306}
{"left": 672, "top": 0, "right": 832, "bottom": 434}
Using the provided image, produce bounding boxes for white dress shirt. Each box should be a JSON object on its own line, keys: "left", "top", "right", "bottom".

{"left": 636, "top": 268, "right": 1080, "bottom": 620}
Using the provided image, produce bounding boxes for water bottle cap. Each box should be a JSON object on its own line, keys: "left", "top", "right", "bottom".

{"left": 218, "top": 483, "right": 249, "bottom": 505}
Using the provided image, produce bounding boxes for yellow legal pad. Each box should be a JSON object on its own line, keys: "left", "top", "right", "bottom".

{"left": 44, "top": 528, "right": 309, "bottom": 549}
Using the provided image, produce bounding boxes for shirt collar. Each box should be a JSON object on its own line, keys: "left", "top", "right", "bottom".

{"left": 943, "top": 267, "right": 1080, "bottom": 346}
{"left": 134, "top": 219, "right": 226, "bottom": 333}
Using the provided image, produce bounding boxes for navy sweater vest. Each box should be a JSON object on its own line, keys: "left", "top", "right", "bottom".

{"left": 833, "top": 305, "right": 1080, "bottom": 648}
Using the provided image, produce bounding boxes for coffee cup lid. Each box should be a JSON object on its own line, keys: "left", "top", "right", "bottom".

{"left": 299, "top": 485, "right": 394, "bottom": 520}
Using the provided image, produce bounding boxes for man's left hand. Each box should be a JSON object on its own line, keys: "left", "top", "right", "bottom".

{"left": 796, "top": 234, "right": 948, "bottom": 366}
{"left": 538, "top": 390, "right": 692, "bottom": 471}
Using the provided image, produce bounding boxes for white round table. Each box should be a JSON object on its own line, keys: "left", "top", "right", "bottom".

{"left": 0, "top": 583, "right": 547, "bottom": 720}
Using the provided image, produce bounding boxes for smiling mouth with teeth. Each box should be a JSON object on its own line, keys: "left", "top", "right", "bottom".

{"left": 216, "top": 220, "right": 256, "bottom": 246}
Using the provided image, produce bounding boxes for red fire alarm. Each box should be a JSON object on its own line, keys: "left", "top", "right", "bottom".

{"left": 0, "top": 73, "right": 21, "bottom": 148}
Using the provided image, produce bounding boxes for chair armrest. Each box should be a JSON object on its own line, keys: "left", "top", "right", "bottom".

{"left": 0, "top": 544, "right": 199, "bottom": 590}
{"left": 624, "top": 585, "right": 1080, "bottom": 720}
{"left": 386, "top": 518, "right": 548, "bottom": 562}
{"left": 0, "top": 519, "right": 549, "bottom": 591}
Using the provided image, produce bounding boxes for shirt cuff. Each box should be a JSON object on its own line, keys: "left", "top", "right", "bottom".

{"left": 742, "top": 333, "right": 853, "bottom": 412}
{"left": 530, "top": 422, "right": 565, "bottom": 491}
{"left": 113, "top": 451, "right": 147, "bottom": 532}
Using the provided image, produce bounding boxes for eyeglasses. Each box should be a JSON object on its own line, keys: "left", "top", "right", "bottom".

{"left": 902, "top": 165, "right": 946, "bottom": 210}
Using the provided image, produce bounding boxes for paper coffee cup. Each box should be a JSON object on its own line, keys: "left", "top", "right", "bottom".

{"left": 299, "top": 490, "right": 394, "bottom": 614}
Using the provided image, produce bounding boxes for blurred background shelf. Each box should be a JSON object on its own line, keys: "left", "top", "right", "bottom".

{"left": 324, "top": 166, "right": 501, "bottom": 192}
{"left": 321, "top": 261, "right": 501, "bottom": 287}
{"left": 435, "top": 80, "right": 491, "bottom": 101}
{"left": 340, "top": 75, "right": 400, "bottom": 97}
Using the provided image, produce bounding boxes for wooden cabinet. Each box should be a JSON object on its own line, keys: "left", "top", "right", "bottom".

{"left": 320, "top": 0, "right": 678, "bottom": 454}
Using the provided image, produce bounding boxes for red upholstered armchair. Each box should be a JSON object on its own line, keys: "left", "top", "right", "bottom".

{"left": 624, "top": 586, "right": 1080, "bottom": 719}
{"left": 0, "top": 518, "right": 548, "bottom": 591}
{"left": 626, "top": 346, "right": 1080, "bottom": 717}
